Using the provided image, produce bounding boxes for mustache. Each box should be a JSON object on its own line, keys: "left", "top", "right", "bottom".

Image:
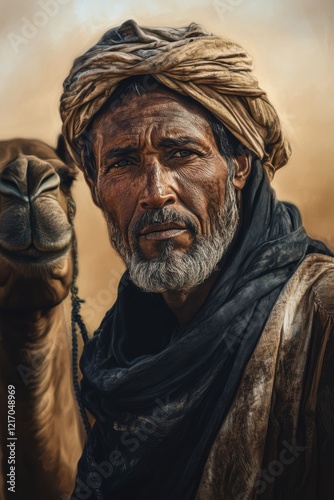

{"left": 130, "top": 208, "right": 198, "bottom": 238}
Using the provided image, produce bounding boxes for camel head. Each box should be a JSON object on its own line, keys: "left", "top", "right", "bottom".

{"left": 0, "top": 137, "right": 78, "bottom": 311}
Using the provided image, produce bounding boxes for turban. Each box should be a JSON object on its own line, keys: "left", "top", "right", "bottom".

{"left": 60, "top": 19, "right": 291, "bottom": 180}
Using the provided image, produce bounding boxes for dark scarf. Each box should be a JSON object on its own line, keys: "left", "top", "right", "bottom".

{"left": 74, "top": 161, "right": 329, "bottom": 500}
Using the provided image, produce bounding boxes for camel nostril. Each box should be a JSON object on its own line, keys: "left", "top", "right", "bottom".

{"left": 30, "top": 172, "right": 60, "bottom": 200}
{"left": 0, "top": 156, "right": 60, "bottom": 202}
{"left": 0, "top": 178, "right": 29, "bottom": 201}
{"left": 26, "top": 157, "right": 60, "bottom": 200}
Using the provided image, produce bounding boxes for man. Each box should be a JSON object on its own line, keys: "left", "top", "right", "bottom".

{"left": 60, "top": 20, "right": 334, "bottom": 500}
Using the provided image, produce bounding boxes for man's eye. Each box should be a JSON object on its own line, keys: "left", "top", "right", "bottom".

{"left": 109, "top": 159, "right": 131, "bottom": 169}
{"left": 172, "top": 150, "right": 195, "bottom": 158}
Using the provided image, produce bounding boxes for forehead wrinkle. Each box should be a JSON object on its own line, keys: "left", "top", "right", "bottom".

{"left": 101, "top": 122, "right": 162, "bottom": 156}
{"left": 139, "top": 121, "right": 156, "bottom": 152}
{"left": 94, "top": 92, "right": 217, "bottom": 159}
{"left": 100, "top": 125, "right": 214, "bottom": 160}
{"left": 100, "top": 92, "right": 210, "bottom": 132}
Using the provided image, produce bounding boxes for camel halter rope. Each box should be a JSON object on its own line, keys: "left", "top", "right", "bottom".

{"left": 67, "top": 198, "right": 90, "bottom": 431}
{"left": 67, "top": 197, "right": 104, "bottom": 500}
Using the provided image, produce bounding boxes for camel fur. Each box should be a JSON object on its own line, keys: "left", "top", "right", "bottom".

{"left": 0, "top": 138, "right": 85, "bottom": 499}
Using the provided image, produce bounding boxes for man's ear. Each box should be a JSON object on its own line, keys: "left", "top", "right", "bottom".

{"left": 232, "top": 152, "right": 252, "bottom": 191}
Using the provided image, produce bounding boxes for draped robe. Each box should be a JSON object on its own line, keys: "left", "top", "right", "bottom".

{"left": 72, "top": 162, "right": 333, "bottom": 500}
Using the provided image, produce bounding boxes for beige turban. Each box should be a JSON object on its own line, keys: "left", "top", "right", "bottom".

{"left": 60, "top": 19, "right": 291, "bottom": 180}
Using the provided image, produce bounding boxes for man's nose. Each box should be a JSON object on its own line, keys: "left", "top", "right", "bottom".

{"left": 139, "top": 159, "right": 177, "bottom": 210}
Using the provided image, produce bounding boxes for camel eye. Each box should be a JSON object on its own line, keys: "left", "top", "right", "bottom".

{"left": 62, "top": 174, "right": 75, "bottom": 188}
{"left": 58, "top": 168, "right": 76, "bottom": 189}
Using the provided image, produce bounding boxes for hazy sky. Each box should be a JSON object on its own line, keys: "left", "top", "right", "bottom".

{"left": 1, "top": 0, "right": 333, "bottom": 329}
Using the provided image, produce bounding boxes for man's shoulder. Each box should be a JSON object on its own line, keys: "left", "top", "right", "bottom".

{"left": 294, "top": 253, "right": 334, "bottom": 318}
{"left": 267, "top": 254, "right": 334, "bottom": 332}
{"left": 311, "top": 256, "right": 334, "bottom": 318}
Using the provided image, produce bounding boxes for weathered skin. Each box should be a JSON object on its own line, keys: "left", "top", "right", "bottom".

{"left": 89, "top": 88, "right": 251, "bottom": 325}
{"left": 0, "top": 139, "right": 85, "bottom": 499}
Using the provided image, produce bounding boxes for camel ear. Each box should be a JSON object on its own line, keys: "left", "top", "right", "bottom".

{"left": 56, "top": 134, "right": 72, "bottom": 165}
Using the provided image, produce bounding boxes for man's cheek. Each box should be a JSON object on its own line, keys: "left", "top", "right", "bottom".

{"left": 96, "top": 183, "right": 119, "bottom": 219}
{"left": 206, "top": 182, "right": 226, "bottom": 212}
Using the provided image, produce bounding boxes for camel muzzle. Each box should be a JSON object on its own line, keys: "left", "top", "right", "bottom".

{"left": 0, "top": 154, "right": 60, "bottom": 202}
{"left": 0, "top": 154, "right": 72, "bottom": 258}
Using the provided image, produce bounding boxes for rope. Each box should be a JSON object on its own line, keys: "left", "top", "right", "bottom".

{"left": 67, "top": 197, "right": 104, "bottom": 500}
{"left": 68, "top": 197, "right": 91, "bottom": 433}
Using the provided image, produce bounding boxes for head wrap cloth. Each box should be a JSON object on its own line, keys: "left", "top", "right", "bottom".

{"left": 60, "top": 19, "right": 291, "bottom": 180}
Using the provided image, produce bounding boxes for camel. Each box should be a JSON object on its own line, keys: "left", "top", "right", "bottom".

{"left": 0, "top": 138, "right": 86, "bottom": 499}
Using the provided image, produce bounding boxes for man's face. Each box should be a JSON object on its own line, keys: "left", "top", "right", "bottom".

{"left": 90, "top": 88, "right": 242, "bottom": 292}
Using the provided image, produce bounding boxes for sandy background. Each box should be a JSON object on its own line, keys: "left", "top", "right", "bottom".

{"left": 1, "top": 0, "right": 333, "bottom": 332}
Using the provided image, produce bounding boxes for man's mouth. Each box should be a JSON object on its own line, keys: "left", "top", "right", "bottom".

{"left": 139, "top": 222, "right": 189, "bottom": 241}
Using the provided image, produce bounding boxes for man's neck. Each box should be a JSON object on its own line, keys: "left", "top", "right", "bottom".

{"left": 161, "top": 271, "right": 220, "bottom": 326}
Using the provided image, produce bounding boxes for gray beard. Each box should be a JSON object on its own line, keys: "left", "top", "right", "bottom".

{"left": 105, "top": 168, "right": 239, "bottom": 293}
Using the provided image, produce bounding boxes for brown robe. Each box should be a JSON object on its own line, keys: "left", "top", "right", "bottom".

{"left": 196, "top": 254, "right": 334, "bottom": 500}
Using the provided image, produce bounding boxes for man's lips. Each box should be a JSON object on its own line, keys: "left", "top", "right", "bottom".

{"left": 139, "top": 222, "right": 189, "bottom": 241}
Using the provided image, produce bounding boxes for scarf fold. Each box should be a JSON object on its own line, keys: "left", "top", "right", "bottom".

{"left": 74, "top": 161, "right": 329, "bottom": 500}
{"left": 60, "top": 19, "right": 291, "bottom": 180}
